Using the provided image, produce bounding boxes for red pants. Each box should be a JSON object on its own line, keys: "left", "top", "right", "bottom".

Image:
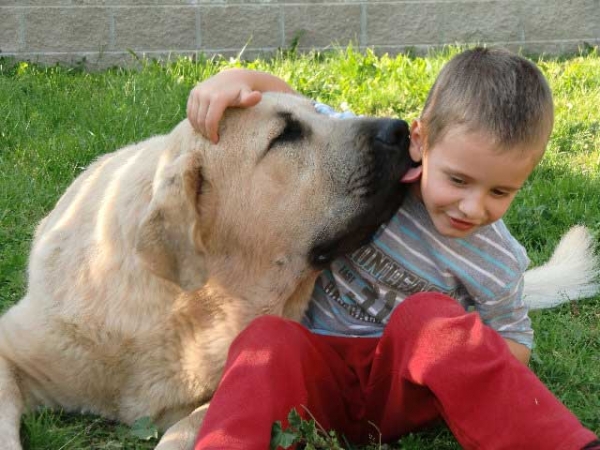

{"left": 194, "top": 293, "right": 597, "bottom": 449}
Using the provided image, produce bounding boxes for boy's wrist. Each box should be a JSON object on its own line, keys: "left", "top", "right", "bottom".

{"left": 230, "top": 69, "right": 296, "bottom": 95}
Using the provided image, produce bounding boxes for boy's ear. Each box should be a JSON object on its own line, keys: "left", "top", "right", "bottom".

{"left": 409, "top": 120, "right": 424, "bottom": 163}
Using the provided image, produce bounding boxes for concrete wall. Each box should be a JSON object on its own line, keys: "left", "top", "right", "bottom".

{"left": 1, "top": 1, "right": 599, "bottom": 68}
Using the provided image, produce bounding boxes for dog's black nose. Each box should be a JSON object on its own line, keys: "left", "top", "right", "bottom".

{"left": 375, "top": 119, "right": 410, "bottom": 146}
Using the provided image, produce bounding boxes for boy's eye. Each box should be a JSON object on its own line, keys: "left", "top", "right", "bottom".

{"left": 449, "top": 176, "right": 466, "bottom": 185}
{"left": 491, "top": 189, "right": 510, "bottom": 198}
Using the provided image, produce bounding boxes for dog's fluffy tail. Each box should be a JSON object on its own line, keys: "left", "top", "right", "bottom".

{"left": 523, "top": 225, "right": 600, "bottom": 310}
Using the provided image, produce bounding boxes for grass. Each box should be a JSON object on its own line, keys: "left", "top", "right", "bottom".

{"left": 1, "top": 45, "right": 599, "bottom": 448}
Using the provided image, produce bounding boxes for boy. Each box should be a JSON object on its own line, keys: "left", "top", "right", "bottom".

{"left": 187, "top": 48, "right": 599, "bottom": 449}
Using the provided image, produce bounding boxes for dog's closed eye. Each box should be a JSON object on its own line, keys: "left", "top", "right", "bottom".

{"left": 267, "top": 112, "right": 305, "bottom": 152}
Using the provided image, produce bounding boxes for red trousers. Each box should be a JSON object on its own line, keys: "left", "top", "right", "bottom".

{"left": 194, "top": 293, "right": 597, "bottom": 449}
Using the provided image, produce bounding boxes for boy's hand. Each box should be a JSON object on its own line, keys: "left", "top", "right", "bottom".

{"left": 186, "top": 73, "right": 262, "bottom": 143}
{"left": 186, "top": 69, "right": 297, "bottom": 144}
{"left": 504, "top": 338, "right": 531, "bottom": 365}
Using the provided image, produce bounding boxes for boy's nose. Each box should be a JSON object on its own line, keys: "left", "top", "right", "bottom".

{"left": 458, "top": 193, "right": 487, "bottom": 222}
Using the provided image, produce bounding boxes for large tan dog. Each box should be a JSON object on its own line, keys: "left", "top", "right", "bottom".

{"left": 0, "top": 92, "right": 418, "bottom": 449}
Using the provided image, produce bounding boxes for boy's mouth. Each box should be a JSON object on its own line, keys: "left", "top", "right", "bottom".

{"left": 448, "top": 216, "right": 477, "bottom": 231}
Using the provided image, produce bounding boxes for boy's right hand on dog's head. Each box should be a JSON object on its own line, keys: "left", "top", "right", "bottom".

{"left": 187, "top": 69, "right": 296, "bottom": 143}
{"left": 187, "top": 76, "right": 262, "bottom": 144}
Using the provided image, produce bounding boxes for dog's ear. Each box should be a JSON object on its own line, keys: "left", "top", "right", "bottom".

{"left": 135, "top": 152, "right": 207, "bottom": 292}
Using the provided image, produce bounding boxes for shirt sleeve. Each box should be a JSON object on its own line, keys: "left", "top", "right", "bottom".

{"left": 473, "top": 275, "right": 534, "bottom": 349}
{"left": 465, "top": 223, "right": 534, "bottom": 349}
{"left": 312, "top": 101, "right": 357, "bottom": 119}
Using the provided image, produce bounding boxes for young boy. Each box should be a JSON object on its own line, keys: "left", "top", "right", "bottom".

{"left": 186, "top": 48, "right": 599, "bottom": 449}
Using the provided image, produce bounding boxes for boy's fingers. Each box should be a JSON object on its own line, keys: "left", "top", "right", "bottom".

{"left": 196, "top": 99, "right": 210, "bottom": 138}
{"left": 188, "top": 88, "right": 262, "bottom": 143}
{"left": 187, "top": 91, "right": 208, "bottom": 136}
{"left": 205, "top": 98, "right": 230, "bottom": 144}
{"left": 238, "top": 90, "right": 262, "bottom": 108}
{"left": 204, "top": 90, "right": 260, "bottom": 142}
{"left": 186, "top": 94, "right": 199, "bottom": 130}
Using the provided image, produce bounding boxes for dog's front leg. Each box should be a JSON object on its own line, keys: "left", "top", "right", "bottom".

{"left": 0, "top": 356, "right": 25, "bottom": 450}
{"left": 155, "top": 403, "right": 209, "bottom": 450}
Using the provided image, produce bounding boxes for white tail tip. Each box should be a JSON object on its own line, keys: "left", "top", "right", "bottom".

{"left": 523, "top": 225, "right": 600, "bottom": 310}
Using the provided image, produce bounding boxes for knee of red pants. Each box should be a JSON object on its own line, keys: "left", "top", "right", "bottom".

{"left": 230, "top": 315, "right": 304, "bottom": 351}
{"left": 196, "top": 317, "right": 313, "bottom": 450}
{"left": 380, "top": 293, "right": 484, "bottom": 381}
{"left": 387, "top": 292, "right": 468, "bottom": 334}
{"left": 226, "top": 315, "right": 313, "bottom": 368}
{"left": 218, "top": 316, "right": 345, "bottom": 430}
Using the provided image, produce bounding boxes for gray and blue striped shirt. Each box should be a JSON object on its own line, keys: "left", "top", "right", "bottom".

{"left": 303, "top": 103, "right": 533, "bottom": 348}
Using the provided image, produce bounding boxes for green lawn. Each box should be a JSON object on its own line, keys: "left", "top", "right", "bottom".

{"left": 0, "top": 46, "right": 599, "bottom": 449}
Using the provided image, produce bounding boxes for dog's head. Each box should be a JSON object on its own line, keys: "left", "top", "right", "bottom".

{"left": 136, "top": 93, "right": 413, "bottom": 314}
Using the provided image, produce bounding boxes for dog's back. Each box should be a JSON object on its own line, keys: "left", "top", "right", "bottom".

{"left": 0, "top": 130, "right": 182, "bottom": 419}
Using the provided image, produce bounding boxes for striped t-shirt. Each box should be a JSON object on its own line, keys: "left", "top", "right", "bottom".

{"left": 303, "top": 103, "right": 533, "bottom": 349}
{"left": 302, "top": 193, "right": 533, "bottom": 348}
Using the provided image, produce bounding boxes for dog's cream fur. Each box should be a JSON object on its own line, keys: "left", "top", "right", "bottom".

{"left": 0, "top": 92, "right": 598, "bottom": 450}
{"left": 0, "top": 93, "right": 418, "bottom": 449}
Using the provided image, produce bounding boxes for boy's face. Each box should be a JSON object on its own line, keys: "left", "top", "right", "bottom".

{"left": 409, "top": 121, "right": 545, "bottom": 238}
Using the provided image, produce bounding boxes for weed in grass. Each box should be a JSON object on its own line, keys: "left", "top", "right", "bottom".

{"left": 271, "top": 408, "right": 347, "bottom": 450}
{"left": 21, "top": 409, "right": 157, "bottom": 450}
{"left": 270, "top": 409, "right": 460, "bottom": 450}
{"left": 1, "top": 46, "right": 599, "bottom": 449}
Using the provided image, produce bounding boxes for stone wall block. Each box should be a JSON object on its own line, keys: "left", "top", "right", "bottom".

{"left": 0, "top": 1, "right": 71, "bottom": 5}
{"left": 367, "top": 2, "right": 442, "bottom": 45}
{"left": 114, "top": 7, "right": 197, "bottom": 50}
{"left": 523, "top": 0, "right": 600, "bottom": 42}
{"left": 24, "top": 7, "right": 111, "bottom": 52}
{"left": 283, "top": 4, "right": 361, "bottom": 49}
{"left": 278, "top": 0, "right": 361, "bottom": 3}
{"left": 199, "top": 5, "right": 281, "bottom": 49}
{"left": 71, "top": 0, "right": 193, "bottom": 5}
{"left": 440, "top": 1, "right": 523, "bottom": 44}
{"left": 0, "top": 8, "right": 21, "bottom": 52}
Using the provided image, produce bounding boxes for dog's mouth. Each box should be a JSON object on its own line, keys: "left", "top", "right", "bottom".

{"left": 309, "top": 118, "right": 413, "bottom": 268}
{"left": 308, "top": 186, "right": 405, "bottom": 269}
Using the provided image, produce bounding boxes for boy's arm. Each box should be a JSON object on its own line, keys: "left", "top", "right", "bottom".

{"left": 187, "top": 69, "right": 298, "bottom": 143}
{"left": 475, "top": 282, "right": 534, "bottom": 366}
{"left": 462, "top": 226, "right": 534, "bottom": 366}
{"left": 504, "top": 338, "right": 531, "bottom": 365}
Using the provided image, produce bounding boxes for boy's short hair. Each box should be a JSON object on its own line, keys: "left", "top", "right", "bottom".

{"left": 421, "top": 47, "right": 554, "bottom": 152}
